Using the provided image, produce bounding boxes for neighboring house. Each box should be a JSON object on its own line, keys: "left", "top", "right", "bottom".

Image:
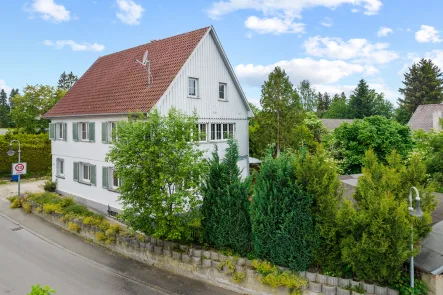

{"left": 44, "top": 26, "right": 253, "bottom": 213}
{"left": 320, "top": 119, "right": 354, "bottom": 131}
{"left": 408, "top": 104, "right": 443, "bottom": 132}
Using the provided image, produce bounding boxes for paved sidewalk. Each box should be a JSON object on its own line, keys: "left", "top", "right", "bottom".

{"left": 0, "top": 187, "right": 238, "bottom": 295}
{"left": 0, "top": 179, "right": 45, "bottom": 199}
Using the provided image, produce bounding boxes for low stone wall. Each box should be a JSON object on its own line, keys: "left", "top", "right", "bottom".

{"left": 28, "top": 202, "right": 400, "bottom": 295}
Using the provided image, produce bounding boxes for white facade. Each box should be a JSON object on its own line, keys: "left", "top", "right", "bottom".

{"left": 49, "top": 29, "right": 251, "bottom": 213}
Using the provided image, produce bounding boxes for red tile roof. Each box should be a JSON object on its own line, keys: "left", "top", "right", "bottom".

{"left": 44, "top": 27, "right": 210, "bottom": 117}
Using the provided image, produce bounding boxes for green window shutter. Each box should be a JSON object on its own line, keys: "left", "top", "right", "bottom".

{"left": 73, "top": 162, "right": 79, "bottom": 182}
{"left": 73, "top": 122, "right": 79, "bottom": 141}
{"left": 49, "top": 123, "right": 55, "bottom": 140}
{"left": 102, "top": 122, "right": 108, "bottom": 143}
{"left": 63, "top": 123, "right": 67, "bottom": 141}
{"left": 102, "top": 167, "right": 109, "bottom": 189}
{"left": 89, "top": 122, "right": 95, "bottom": 142}
{"left": 90, "top": 165, "right": 97, "bottom": 186}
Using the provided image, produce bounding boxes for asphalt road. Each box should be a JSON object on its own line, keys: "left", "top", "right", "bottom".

{"left": 0, "top": 210, "right": 238, "bottom": 295}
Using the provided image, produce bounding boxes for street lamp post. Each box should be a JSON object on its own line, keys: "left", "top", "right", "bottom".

{"left": 408, "top": 186, "right": 424, "bottom": 289}
{"left": 7, "top": 140, "right": 21, "bottom": 200}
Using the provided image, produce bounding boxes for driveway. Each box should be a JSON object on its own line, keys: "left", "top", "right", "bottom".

{"left": 0, "top": 179, "right": 45, "bottom": 199}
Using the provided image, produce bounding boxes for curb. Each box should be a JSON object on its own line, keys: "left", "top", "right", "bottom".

{"left": 0, "top": 211, "right": 175, "bottom": 295}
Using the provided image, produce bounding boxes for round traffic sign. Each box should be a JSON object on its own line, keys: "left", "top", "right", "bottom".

{"left": 15, "top": 164, "right": 25, "bottom": 172}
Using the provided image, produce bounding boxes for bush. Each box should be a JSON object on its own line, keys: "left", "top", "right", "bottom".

{"left": 43, "top": 204, "right": 62, "bottom": 214}
{"left": 251, "top": 152, "right": 319, "bottom": 271}
{"left": 10, "top": 198, "right": 21, "bottom": 209}
{"left": 23, "top": 202, "right": 32, "bottom": 214}
{"left": 27, "top": 284, "right": 55, "bottom": 295}
{"left": 202, "top": 140, "right": 252, "bottom": 256}
{"left": 82, "top": 216, "right": 102, "bottom": 226}
{"left": 67, "top": 222, "right": 80, "bottom": 233}
{"left": 43, "top": 180, "right": 57, "bottom": 192}
{"left": 0, "top": 133, "right": 51, "bottom": 177}
{"left": 390, "top": 273, "right": 428, "bottom": 295}
{"left": 95, "top": 231, "right": 107, "bottom": 242}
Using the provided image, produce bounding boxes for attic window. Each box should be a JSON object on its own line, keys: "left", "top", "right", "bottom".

{"left": 188, "top": 78, "right": 199, "bottom": 97}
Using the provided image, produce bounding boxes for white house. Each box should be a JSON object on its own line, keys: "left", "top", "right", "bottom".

{"left": 44, "top": 26, "right": 253, "bottom": 213}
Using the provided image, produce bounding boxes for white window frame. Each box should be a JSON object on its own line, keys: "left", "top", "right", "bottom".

{"left": 80, "top": 163, "right": 91, "bottom": 184}
{"left": 219, "top": 83, "right": 227, "bottom": 100}
{"left": 108, "top": 121, "right": 117, "bottom": 142}
{"left": 111, "top": 168, "right": 121, "bottom": 190}
{"left": 188, "top": 77, "right": 199, "bottom": 98}
{"left": 196, "top": 123, "right": 208, "bottom": 142}
{"left": 56, "top": 158, "right": 64, "bottom": 178}
{"left": 79, "top": 122, "right": 89, "bottom": 141}
{"left": 210, "top": 123, "right": 235, "bottom": 141}
{"left": 56, "top": 123, "right": 64, "bottom": 140}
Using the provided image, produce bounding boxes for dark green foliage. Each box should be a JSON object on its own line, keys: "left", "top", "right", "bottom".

{"left": 398, "top": 58, "right": 443, "bottom": 120}
{"left": 43, "top": 179, "right": 57, "bottom": 192}
{"left": 0, "top": 89, "right": 10, "bottom": 128}
{"left": 330, "top": 116, "right": 413, "bottom": 174}
{"left": 0, "top": 133, "right": 51, "bottom": 176}
{"left": 316, "top": 92, "right": 331, "bottom": 117}
{"left": 251, "top": 152, "right": 319, "bottom": 270}
{"left": 390, "top": 273, "right": 428, "bottom": 295}
{"left": 57, "top": 71, "right": 78, "bottom": 90}
{"left": 201, "top": 140, "right": 252, "bottom": 255}
{"left": 394, "top": 107, "right": 411, "bottom": 125}
{"left": 323, "top": 93, "right": 349, "bottom": 119}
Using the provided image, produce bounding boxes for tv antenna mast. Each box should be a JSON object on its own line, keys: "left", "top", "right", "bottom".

{"left": 135, "top": 50, "right": 151, "bottom": 87}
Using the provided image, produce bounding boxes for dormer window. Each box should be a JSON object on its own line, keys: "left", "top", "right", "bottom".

{"left": 188, "top": 77, "right": 199, "bottom": 97}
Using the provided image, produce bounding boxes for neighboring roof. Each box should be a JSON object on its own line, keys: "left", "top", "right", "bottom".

{"left": 321, "top": 119, "right": 354, "bottom": 130}
{"left": 45, "top": 27, "right": 210, "bottom": 118}
{"left": 249, "top": 157, "right": 261, "bottom": 164}
{"left": 408, "top": 104, "right": 443, "bottom": 131}
{"left": 415, "top": 220, "right": 443, "bottom": 275}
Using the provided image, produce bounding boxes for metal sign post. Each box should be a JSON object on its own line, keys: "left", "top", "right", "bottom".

{"left": 8, "top": 140, "right": 23, "bottom": 200}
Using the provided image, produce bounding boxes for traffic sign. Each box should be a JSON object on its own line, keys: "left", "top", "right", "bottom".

{"left": 12, "top": 163, "right": 27, "bottom": 175}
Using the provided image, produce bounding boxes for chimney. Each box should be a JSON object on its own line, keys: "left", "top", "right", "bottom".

{"left": 433, "top": 110, "right": 442, "bottom": 131}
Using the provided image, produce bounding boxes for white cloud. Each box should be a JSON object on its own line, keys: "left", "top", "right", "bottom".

{"left": 399, "top": 50, "right": 443, "bottom": 75}
{"left": 377, "top": 27, "right": 393, "bottom": 37}
{"left": 320, "top": 17, "right": 333, "bottom": 27}
{"left": 244, "top": 16, "right": 304, "bottom": 34}
{"left": 303, "top": 36, "right": 398, "bottom": 64}
{"left": 27, "top": 0, "right": 71, "bottom": 23}
{"left": 415, "top": 25, "right": 442, "bottom": 43}
{"left": 0, "top": 80, "right": 12, "bottom": 93}
{"left": 44, "top": 40, "right": 105, "bottom": 52}
{"left": 116, "top": 0, "right": 144, "bottom": 25}
{"left": 235, "top": 58, "right": 378, "bottom": 88}
{"left": 207, "top": 0, "right": 382, "bottom": 19}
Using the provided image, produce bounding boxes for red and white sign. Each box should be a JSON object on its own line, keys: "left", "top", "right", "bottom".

{"left": 12, "top": 163, "right": 27, "bottom": 175}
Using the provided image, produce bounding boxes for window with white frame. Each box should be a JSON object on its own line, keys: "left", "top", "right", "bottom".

{"left": 56, "top": 123, "right": 64, "bottom": 140}
{"left": 111, "top": 169, "right": 120, "bottom": 189}
{"left": 108, "top": 122, "right": 117, "bottom": 142}
{"left": 56, "top": 158, "right": 64, "bottom": 177}
{"left": 210, "top": 123, "right": 235, "bottom": 141}
{"left": 79, "top": 122, "right": 89, "bottom": 141}
{"left": 196, "top": 123, "right": 208, "bottom": 142}
{"left": 80, "top": 163, "right": 91, "bottom": 183}
{"left": 219, "top": 83, "right": 227, "bottom": 100}
{"left": 188, "top": 78, "right": 199, "bottom": 97}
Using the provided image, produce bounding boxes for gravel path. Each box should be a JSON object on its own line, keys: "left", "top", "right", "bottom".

{"left": 0, "top": 180, "right": 45, "bottom": 199}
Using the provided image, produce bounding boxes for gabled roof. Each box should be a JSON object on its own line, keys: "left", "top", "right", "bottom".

{"left": 45, "top": 27, "right": 210, "bottom": 118}
{"left": 408, "top": 104, "right": 443, "bottom": 131}
{"left": 321, "top": 119, "right": 354, "bottom": 130}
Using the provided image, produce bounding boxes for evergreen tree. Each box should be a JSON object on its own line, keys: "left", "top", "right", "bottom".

{"left": 323, "top": 92, "right": 350, "bottom": 119}
{"left": 58, "top": 71, "right": 78, "bottom": 90}
{"left": 251, "top": 152, "right": 319, "bottom": 270}
{"left": 316, "top": 92, "right": 325, "bottom": 117}
{"left": 297, "top": 80, "right": 317, "bottom": 112}
{"left": 201, "top": 140, "right": 252, "bottom": 255}
{"left": 259, "top": 66, "right": 302, "bottom": 157}
{"left": 398, "top": 58, "right": 443, "bottom": 121}
{"left": 57, "top": 71, "right": 68, "bottom": 89}
{"left": 0, "top": 89, "right": 9, "bottom": 128}
{"left": 348, "top": 79, "right": 372, "bottom": 118}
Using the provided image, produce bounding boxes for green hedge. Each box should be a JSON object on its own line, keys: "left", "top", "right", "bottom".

{"left": 0, "top": 133, "right": 51, "bottom": 176}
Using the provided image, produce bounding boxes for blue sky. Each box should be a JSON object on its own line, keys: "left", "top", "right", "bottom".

{"left": 2, "top": 0, "right": 443, "bottom": 107}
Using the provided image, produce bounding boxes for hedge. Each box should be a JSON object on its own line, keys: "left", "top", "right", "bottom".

{"left": 0, "top": 132, "right": 51, "bottom": 176}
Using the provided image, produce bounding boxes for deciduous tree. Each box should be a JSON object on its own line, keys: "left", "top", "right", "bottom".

{"left": 297, "top": 80, "right": 317, "bottom": 112}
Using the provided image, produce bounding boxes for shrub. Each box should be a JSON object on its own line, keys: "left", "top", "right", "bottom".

{"left": 82, "top": 216, "right": 102, "bottom": 226}
{"left": 232, "top": 271, "right": 246, "bottom": 283}
{"left": 251, "top": 152, "right": 319, "bottom": 271}
{"left": 390, "top": 273, "right": 428, "bottom": 295}
{"left": 43, "top": 180, "right": 57, "bottom": 192}
{"left": 27, "top": 284, "right": 55, "bottom": 295}
{"left": 23, "top": 202, "right": 32, "bottom": 214}
{"left": 105, "top": 224, "right": 121, "bottom": 237}
{"left": 6, "top": 196, "right": 17, "bottom": 203}
{"left": 60, "top": 197, "right": 74, "bottom": 208}
{"left": 43, "top": 204, "right": 62, "bottom": 214}
{"left": 202, "top": 140, "right": 252, "bottom": 256}
{"left": 28, "top": 192, "right": 61, "bottom": 205}
{"left": 67, "top": 222, "right": 80, "bottom": 233}
{"left": 95, "top": 231, "right": 107, "bottom": 242}
{"left": 10, "top": 198, "right": 21, "bottom": 209}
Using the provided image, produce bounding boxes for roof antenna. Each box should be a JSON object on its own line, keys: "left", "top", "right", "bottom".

{"left": 135, "top": 50, "right": 151, "bottom": 87}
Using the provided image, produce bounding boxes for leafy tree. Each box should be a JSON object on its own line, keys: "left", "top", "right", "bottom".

{"left": 398, "top": 58, "right": 443, "bottom": 121}
{"left": 57, "top": 71, "right": 78, "bottom": 90}
{"left": 0, "top": 89, "right": 9, "bottom": 128}
{"left": 336, "top": 150, "right": 436, "bottom": 284}
{"left": 248, "top": 102, "right": 263, "bottom": 158}
{"left": 201, "top": 140, "right": 252, "bottom": 255}
{"left": 259, "top": 66, "right": 302, "bottom": 157}
{"left": 10, "top": 85, "right": 67, "bottom": 133}
{"left": 292, "top": 112, "right": 329, "bottom": 152}
{"left": 371, "top": 90, "right": 394, "bottom": 119}
{"left": 106, "top": 108, "right": 206, "bottom": 242}
{"left": 251, "top": 151, "right": 319, "bottom": 270}
{"left": 297, "top": 80, "right": 317, "bottom": 112}
{"left": 394, "top": 107, "right": 411, "bottom": 125}
{"left": 323, "top": 92, "right": 349, "bottom": 119}
{"left": 330, "top": 116, "right": 413, "bottom": 174}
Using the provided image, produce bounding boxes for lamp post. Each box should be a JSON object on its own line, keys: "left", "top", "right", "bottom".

{"left": 7, "top": 140, "right": 21, "bottom": 200}
{"left": 408, "top": 186, "right": 423, "bottom": 288}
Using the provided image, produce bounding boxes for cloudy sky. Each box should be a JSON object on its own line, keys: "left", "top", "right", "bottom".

{"left": 2, "top": 0, "right": 443, "bottom": 106}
